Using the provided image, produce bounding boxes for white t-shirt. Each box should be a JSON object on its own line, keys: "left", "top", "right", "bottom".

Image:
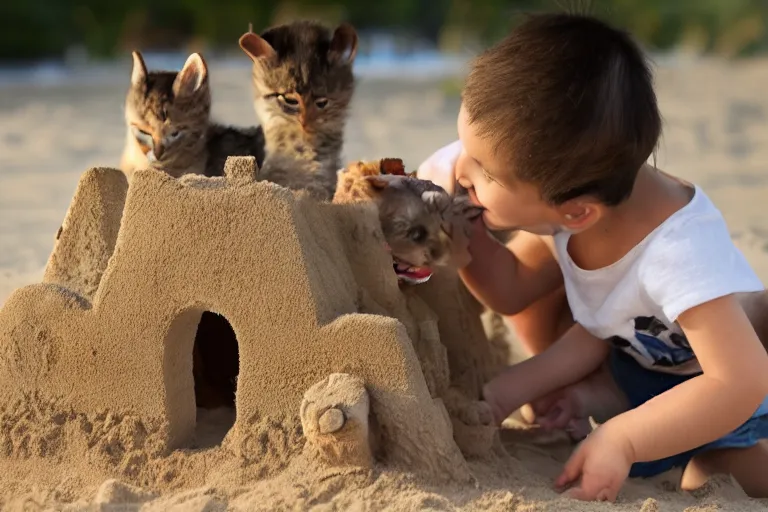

{"left": 554, "top": 185, "right": 765, "bottom": 376}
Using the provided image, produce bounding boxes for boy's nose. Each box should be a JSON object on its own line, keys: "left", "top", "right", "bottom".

{"left": 455, "top": 151, "right": 473, "bottom": 189}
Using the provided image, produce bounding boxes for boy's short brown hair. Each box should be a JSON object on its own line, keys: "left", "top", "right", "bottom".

{"left": 463, "top": 13, "right": 661, "bottom": 206}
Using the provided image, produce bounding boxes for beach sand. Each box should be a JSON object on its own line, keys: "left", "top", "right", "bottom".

{"left": 1, "top": 54, "right": 768, "bottom": 511}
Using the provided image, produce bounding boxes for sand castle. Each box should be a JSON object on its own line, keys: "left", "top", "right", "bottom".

{"left": 0, "top": 157, "right": 500, "bottom": 486}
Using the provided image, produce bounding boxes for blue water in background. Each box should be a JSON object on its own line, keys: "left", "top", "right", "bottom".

{"left": 0, "top": 33, "right": 473, "bottom": 88}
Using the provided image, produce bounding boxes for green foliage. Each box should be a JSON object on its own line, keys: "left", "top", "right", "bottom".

{"left": 0, "top": 0, "right": 766, "bottom": 61}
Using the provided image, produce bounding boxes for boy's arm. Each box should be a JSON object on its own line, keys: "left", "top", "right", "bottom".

{"left": 484, "top": 322, "right": 610, "bottom": 422}
{"left": 603, "top": 294, "right": 768, "bottom": 462}
{"left": 459, "top": 228, "right": 563, "bottom": 316}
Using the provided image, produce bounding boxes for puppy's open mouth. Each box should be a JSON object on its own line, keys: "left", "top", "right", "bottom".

{"left": 392, "top": 257, "right": 433, "bottom": 284}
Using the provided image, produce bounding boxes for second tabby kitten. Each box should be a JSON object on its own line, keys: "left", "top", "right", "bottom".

{"left": 190, "top": 21, "right": 358, "bottom": 410}
{"left": 237, "top": 20, "right": 358, "bottom": 199}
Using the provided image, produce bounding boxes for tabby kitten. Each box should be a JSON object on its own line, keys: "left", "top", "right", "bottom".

{"left": 121, "top": 52, "right": 210, "bottom": 179}
{"left": 121, "top": 51, "right": 266, "bottom": 180}
{"left": 238, "top": 20, "right": 358, "bottom": 200}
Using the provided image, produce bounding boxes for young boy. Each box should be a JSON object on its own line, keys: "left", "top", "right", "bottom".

{"left": 418, "top": 13, "right": 768, "bottom": 501}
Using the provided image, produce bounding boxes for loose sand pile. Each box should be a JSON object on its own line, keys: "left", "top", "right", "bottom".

{"left": 2, "top": 56, "right": 768, "bottom": 511}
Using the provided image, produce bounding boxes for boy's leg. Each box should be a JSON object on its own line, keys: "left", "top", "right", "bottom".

{"left": 681, "top": 441, "right": 768, "bottom": 498}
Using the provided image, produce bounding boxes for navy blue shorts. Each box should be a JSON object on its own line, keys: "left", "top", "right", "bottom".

{"left": 608, "top": 348, "right": 768, "bottom": 478}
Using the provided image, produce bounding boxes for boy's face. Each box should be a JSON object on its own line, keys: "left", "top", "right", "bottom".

{"left": 456, "top": 104, "right": 568, "bottom": 235}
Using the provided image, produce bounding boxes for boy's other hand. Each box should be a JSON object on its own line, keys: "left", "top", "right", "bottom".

{"left": 450, "top": 218, "right": 477, "bottom": 269}
{"left": 449, "top": 196, "right": 487, "bottom": 268}
{"left": 417, "top": 140, "right": 462, "bottom": 195}
{"left": 530, "top": 388, "right": 591, "bottom": 441}
{"left": 555, "top": 423, "right": 635, "bottom": 502}
{"left": 532, "top": 366, "right": 629, "bottom": 440}
{"left": 531, "top": 387, "right": 580, "bottom": 431}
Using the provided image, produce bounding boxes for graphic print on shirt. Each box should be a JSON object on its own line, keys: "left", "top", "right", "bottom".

{"left": 608, "top": 316, "right": 695, "bottom": 368}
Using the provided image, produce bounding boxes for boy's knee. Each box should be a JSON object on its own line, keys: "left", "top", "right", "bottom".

{"left": 682, "top": 443, "right": 768, "bottom": 498}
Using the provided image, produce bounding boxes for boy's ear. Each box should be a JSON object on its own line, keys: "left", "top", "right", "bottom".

{"left": 558, "top": 199, "right": 604, "bottom": 231}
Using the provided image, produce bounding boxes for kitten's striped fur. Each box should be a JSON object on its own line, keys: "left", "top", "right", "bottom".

{"left": 120, "top": 52, "right": 265, "bottom": 180}
{"left": 121, "top": 20, "right": 358, "bottom": 200}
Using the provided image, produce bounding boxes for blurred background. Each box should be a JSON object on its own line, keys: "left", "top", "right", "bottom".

{"left": 1, "top": 0, "right": 768, "bottom": 305}
{"left": 2, "top": 0, "right": 768, "bottom": 64}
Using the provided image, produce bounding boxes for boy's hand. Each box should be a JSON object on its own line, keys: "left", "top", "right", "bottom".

{"left": 531, "top": 387, "right": 580, "bottom": 431}
{"left": 529, "top": 387, "right": 594, "bottom": 441}
{"left": 450, "top": 216, "right": 485, "bottom": 269}
{"left": 555, "top": 423, "right": 635, "bottom": 502}
{"left": 448, "top": 194, "right": 486, "bottom": 268}
{"left": 531, "top": 366, "right": 628, "bottom": 440}
{"left": 417, "top": 140, "right": 462, "bottom": 195}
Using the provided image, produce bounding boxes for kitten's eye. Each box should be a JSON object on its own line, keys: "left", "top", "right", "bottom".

{"left": 131, "top": 126, "right": 152, "bottom": 144}
{"left": 407, "top": 226, "right": 428, "bottom": 244}
{"left": 169, "top": 130, "right": 181, "bottom": 139}
{"left": 315, "top": 98, "right": 328, "bottom": 109}
{"left": 279, "top": 94, "right": 300, "bottom": 107}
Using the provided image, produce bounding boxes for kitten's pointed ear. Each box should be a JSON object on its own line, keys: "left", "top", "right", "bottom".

{"left": 422, "top": 190, "right": 451, "bottom": 213}
{"left": 173, "top": 53, "right": 208, "bottom": 97}
{"left": 131, "top": 51, "right": 147, "bottom": 87}
{"left": 329, "top": 23, "right": 358, "bottom": 65}
{"left": 239, "top": 32, "right": 276, "bottom": 62}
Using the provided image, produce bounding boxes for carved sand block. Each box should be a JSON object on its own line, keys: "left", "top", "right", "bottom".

{"left": 42, "top": 167, "right": 128, "bottom": 300}
{"left": 300, "top": 373, "right": 373, "bottom": 468}
{"left": 0, "top": 157, "right": 471, "bottom": 481}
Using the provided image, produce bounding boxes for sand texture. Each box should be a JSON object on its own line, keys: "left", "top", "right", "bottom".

{"left": 2, "top": 55, "right": 768, "bottom": 510}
